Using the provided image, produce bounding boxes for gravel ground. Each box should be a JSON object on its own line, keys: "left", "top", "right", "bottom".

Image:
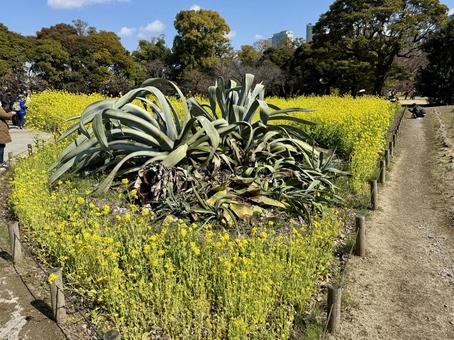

{"left": 333, "top": 108, "right": 454, "bottom": 340}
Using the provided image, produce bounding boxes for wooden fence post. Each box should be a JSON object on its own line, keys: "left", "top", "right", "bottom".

{"left": 327, "top": 284, "right": 342, "bottom": 333}
{"left": 379, "top": 160, "right": 386, "bottom": 184}
{"left": 370, "top": 180, "right": 378, "bottom": 210}
{"left": 104, "top": 330, "right": 121, "bottom": 340}
{"left": 384, "top": 150, "right": 390, "bottom": 168}
{"left": 7, "top": 152, "right": 14, "bottom": 167}
{"left": 27, "top": 144, "right": 33, "bottom": 156}
{"left": 389, "top": 141, "right": 393, "bottom": 158}
{"left": 354, "top": 216, "right": 366, "bottom": 257}
{"left": 7, "top": 222, "right": 22, "bottom": 263}
{"left": 49, "top": 268, "right": 67, "bottom": 324}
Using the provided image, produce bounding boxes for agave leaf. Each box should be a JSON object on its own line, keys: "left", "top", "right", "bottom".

{"left": 195, "top": 116, "right": 220, "bottom": 161}
{"left": 161, "top": 144, "right": 188, "bottom": 167}
{"left": 109, "top": 128, "right": 160, "bottom": 147}
{"left": 103, "top": 109, "right": 174, "bottom": 150}
{"left": 92, "top": 112, "right": 108, "bottom": 150}
{"left": 206, "top": 189, "right": 228, "bottom": 206}
{"left": 267, "top": 115, "right": 316, "bottom": 126}
{"left": 249, "top": 196, "right": 287, "bottom": 208}
{"left": 187, "top": 98, "right": 213, "bottom": 120}
{"left": 208, "top": 86, "right": 217, "bottom": 116}
{"left": 49, "top": 157, "right": 77, "bottom": 184}
{"left": 58, "top": 136, "right": 98, "bottom": 165}
{"left": 239, "top": 73, "right": 255, "bottom": 107}
{"left": 229, "top": 202, "right": 255, "bottom": 219}
{"left": 247, "top": 83, "right": 265, "bottom": 110}
{"left": 78, "top": 100, "right": 116, "bottom": 139}
{"left": 243, "top": 99, "right": 260, "bottom": 123}
{"left": 141, "top": 86, "right": 177, "bottom": 140}
{"left": 122, "top": 103, "right": 160, "bottom": 128}
{"left": 257, "top": 100, "right": 271, "bottom": 123}
{"left": 141, "top": 78, "right": 190, "bottom": 122}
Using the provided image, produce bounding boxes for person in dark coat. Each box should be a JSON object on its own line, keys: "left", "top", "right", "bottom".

{"left": 0, "top": 104, "right": 16, "bottom": 168}
{"left": 409, "top": 104, "right": 426, "bottom": 118}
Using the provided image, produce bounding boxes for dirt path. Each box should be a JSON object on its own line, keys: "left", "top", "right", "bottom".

{"left": 335, "top": 109, "right": 454, "bottom": 339}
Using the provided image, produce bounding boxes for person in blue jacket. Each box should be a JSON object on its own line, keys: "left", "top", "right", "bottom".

{"left": 16, "top": 95, "right": 27, "bottom": 129}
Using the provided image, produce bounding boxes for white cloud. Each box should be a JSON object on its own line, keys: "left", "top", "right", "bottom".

{"left": 225, "top": 31, "right": 236, "bottom": 39}
{"left": 190, "top": 4, "right": 201, "bottom": 11}
{"left": 254, "top": 34, "right": 264, "bottom": 40}
{"left": 448, "top": 8, "right": 454, "bottom": 16}
{"left": 48, "top": 0, "right": 128, "bottom": 9}
{"left": 142, "top": 20, "right": 165, "bottom": 33}
{"left": 118, "top": 26, "right": 136, "bottom": 37}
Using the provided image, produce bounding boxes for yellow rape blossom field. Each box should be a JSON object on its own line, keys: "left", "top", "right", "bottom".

{"left": 11, "top": 144, "right": 341, "bottom": 338}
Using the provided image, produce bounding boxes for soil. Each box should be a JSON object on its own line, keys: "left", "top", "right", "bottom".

{"left": 333, "top": 107, "right": 454, "bottom": 340}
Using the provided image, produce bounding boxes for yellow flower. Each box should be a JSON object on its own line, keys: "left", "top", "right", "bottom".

{"left": 190, "top": 242, "right": 201, "bottom": 255}
{"left": 102, "top": 205, "right": 110, "bottom": 214}
{"left": 180, "top": 228, "right": 187, "bottom": 238}
{"left": 121, "top": 178, "right": 129, "bottom": 185}
{"left": 130, "top": 189, "right": 138, "bottom": 199}
{"left": 47, "top": 273, "right": 59, "bottom": 284}
{"left": 76, "top": 197, "right": 85, "bottom": 205}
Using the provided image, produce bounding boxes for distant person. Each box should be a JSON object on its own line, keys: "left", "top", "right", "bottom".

{"left": 409, "top": 103, "right": 426, "bottom": 118}
{"left": 15, "top": 95, "right": 27, "bottom": 129}
{"left": 0, "top": 102, "right": 16, "bottom": 169}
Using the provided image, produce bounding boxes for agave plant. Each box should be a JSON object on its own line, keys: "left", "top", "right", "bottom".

{"left": 50, "top": 74, "right": 346, "bottom": 223}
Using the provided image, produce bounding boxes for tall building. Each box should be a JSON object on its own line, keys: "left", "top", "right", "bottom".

{"left": 306, "top": 23, "right": 314, "bottom": 43}
{"left": 271, "top": 31, "right": 295, "bottom": 47}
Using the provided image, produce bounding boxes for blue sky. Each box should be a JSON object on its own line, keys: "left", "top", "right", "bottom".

{"left": 2, "top": 0, "right": 454, "bottom": 51}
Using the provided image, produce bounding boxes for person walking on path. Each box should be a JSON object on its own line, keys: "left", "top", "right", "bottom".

{"left": 16, "top": 95, "right": 27, "bottom": 129}
{"left": 0, "top": 104, "right": 16, "bottom": 169}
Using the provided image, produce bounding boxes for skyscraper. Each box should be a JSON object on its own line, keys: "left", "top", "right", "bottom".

{"left": 306, "top": 23, "right": 314, "bottom": 43}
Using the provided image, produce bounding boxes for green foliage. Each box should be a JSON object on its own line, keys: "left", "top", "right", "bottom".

{"left": 172, "top": 9, "right": 232, "bottom": 72}
{"left": 132, "top": 37, "right": 171, "bottom": 79}
{"left": 31, "top": 21, "right": 138, "bottom": 95}
{"left": 416, "top": 19, "right": 454, "bottom": 105}
{"left": 313, "top": 0, "right": 448, "bottom": 95}
{"left": 11, "top": 143, "right": 342, "bottom": 338}
{"left": 238, "top": 45, "right": 262, "bottom": 66}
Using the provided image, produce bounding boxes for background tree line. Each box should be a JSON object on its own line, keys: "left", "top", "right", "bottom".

{"left": 0, "top": 0, "right": 452, "bottom": 103}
